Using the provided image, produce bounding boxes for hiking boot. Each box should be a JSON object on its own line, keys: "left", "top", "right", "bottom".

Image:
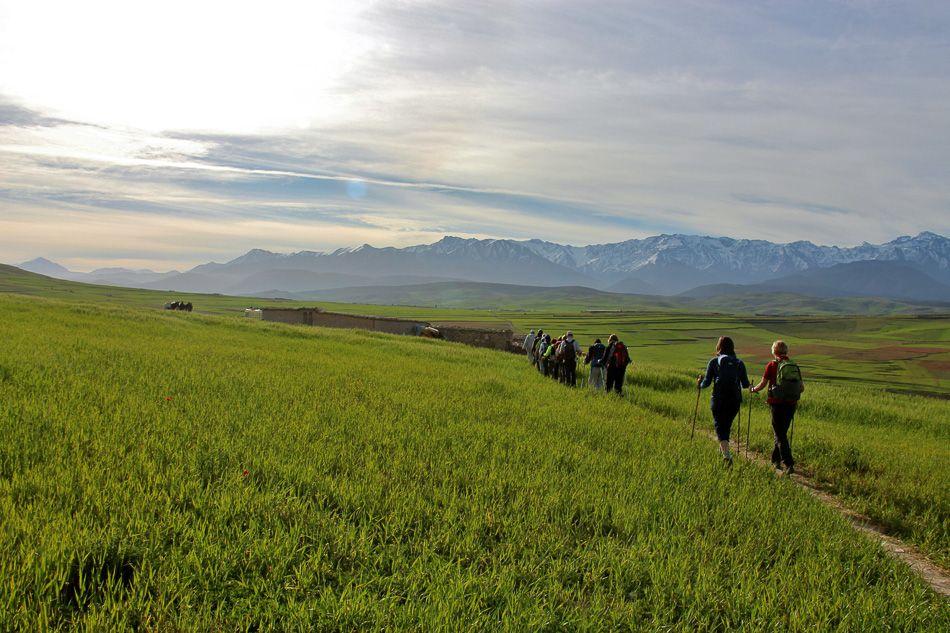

{"left": 785, "top": 465, "right": 795, "bottom": 476}
{"left": 723, "top": 456, "right": 733, "bottom": 468}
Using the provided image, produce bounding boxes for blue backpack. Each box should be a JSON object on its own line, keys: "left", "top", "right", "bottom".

{"left": 714, "top": 355, "right": 742, "bottom": 401}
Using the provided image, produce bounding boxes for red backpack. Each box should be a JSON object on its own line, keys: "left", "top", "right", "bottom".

{"left": 611, "top": 342, "right": 630, "bottom": 368}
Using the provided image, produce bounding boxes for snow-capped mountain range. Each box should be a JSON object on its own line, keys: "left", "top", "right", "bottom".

{"left": 17, "top": 231, "right": 950, "bottom": 299}
{"left": 521, "top": 231, "right": 950, "bottom": 289}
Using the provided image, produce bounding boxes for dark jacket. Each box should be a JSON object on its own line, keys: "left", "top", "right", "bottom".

{"left": 700, "top": 354, "right": 750, "bottom": 406}
{"left": 585, "top": 342, "right": 606, "bottom": 367}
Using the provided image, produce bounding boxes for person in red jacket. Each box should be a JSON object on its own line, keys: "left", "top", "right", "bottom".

{"left": 751, "top": 340, "right": 805, "bottom": 475}
{"left": 602, "top": 334, "right": 631, "bottom": 395}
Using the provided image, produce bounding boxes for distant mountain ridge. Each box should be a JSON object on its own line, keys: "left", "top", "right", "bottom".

{"left": 19, "top": 257, "right": 71, "bottom": 277}
{"left": 16, "top": 231, "right": 950, "bottom": 301}
{"left": 681, "top": 260, "right": 950, "bottom": 303}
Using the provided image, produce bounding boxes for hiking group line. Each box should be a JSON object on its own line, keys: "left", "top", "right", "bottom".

{"left": 523, "top": 330, "right": 804, "bottom": 473}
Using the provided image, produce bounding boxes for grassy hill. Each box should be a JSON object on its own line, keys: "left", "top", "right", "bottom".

{"left": 5, "top": 263, "right": 950, "bottom": 394}
{"left": 287, "top": 281, "right": 675, "bottom": 311}
{"left": 290, "top": 280, "right": 948, "bottom": 315}
{"left": 0, "top": 293, "right": 947, "bottom": 629}
{"left": 682, "top": 261, "right": 950, "bottom": 304}
{"left": 0, "top": 264, "right": 272, "bottom": 315}
{"left": 685, "top": 291, "right": 948, "bottom": 316}
{"left": 4, "top": 263, "right": 949, "bottom": 396}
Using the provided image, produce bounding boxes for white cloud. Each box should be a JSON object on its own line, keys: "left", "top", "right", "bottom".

{"left": 0, "top": 0, "right": 948, "bottom": 268}
{"left": 0, "top": 0, "right": 377, "bottom": 132}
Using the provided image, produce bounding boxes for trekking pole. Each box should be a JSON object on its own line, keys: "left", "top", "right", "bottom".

{"left": 735, "top": 397, "right": 741, "bottom": 457}
{"left": 745, "top": 392, "right": 753, "bottom": 458}
{"left": 690, "top": 384, "right": 701, "bottom": 439}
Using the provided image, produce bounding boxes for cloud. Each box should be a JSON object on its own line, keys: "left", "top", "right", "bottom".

{"left": 0, "top": 0, "right": 948, "bottom": 268}
{"left": 0, "top": 100, "right": 65, "bottom": 127}
{"left": 731, "top": 194, "right": 852, "bottom": 216}
{"left": 0, "top": 97, "right": 106, "bottom": 129}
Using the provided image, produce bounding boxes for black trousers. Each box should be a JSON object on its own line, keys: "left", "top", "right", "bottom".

{"left": 770, "top": 403, "right": 796, "bottom": 468}
{"left": 562, "top": 363, "right": 576, "bottom": 387}
{"left": 711, "top": 399, "right": 741, "bottom": 442}
{"left": 605, "top": 366, "right": 626, "bottom": 394}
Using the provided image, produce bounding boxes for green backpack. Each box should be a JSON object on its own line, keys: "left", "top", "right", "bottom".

{"left": 770, "top": 359, "right": 803, "bottom": 401}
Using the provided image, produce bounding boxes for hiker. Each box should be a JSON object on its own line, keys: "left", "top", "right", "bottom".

{"left": 532, "top": 330, "right": 545, "bottom": 369}
{"left": 750, "top": 340, "right": 805, "bottom": 475}
{"left": 697, "top": 336, "right": 750, "bottom": 466}
{"left": 538, "top": 334, "right": 551, "bottom": 376}
{"left": 558, "top": 331, "right": 582, "bottom": 387}
{"left": 555, "top": 335, "right": 569, "bottom": 383}
{"left": 524, "top": 330, "right": 537, "bottom": 364}
{"left": 540, "top": 337, "right": 552, "bottom": 377}
{"left": 541, "top": 334, "right": 554, "bottom": 376}
{"left": 602, "top": 334, "right": 631, "bottom": 395}
{"left": 585, "top": 338, "right": 607, "bottom": 390}
{"left": 547, "top": 337, "right": 561, "bottom": 380}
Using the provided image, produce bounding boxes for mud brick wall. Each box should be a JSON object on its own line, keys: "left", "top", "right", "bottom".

{"left": 261, "top": 308, "right": 310, "bottom": 324}
{"left": 262, "top": 308, "right": 427, "bottom": 335}
{"left": 311, "top": 311, "right": 426, "bottom": 335}
{"left": 262, "top": 308, "right": 513, "bottom": 351}
{"left": 438, "top": 326, "right": 514, "bottom": 351}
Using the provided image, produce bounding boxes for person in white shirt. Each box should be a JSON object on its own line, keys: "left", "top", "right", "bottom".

{"left": 523, "top": 330, "right": 537, "bottom": 363}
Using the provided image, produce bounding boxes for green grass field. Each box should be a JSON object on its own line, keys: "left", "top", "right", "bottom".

{"left": 1, "top": 294, "right": 947, "bottom": 630}
{"left": 5, "top": 264, "right": 946, "bottom": 397}
{"left": 1, "top": 265, "right": 948, "bottom": 628}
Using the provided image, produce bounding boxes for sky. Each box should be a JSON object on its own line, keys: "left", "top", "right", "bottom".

{"left": 1, "top": 0, "right": 948, "bottom": 271}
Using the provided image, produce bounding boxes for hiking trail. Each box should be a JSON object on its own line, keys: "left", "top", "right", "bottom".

{"left": 538, "top": 359, "right": 948, "bottom": 596}
{"left": 695, "top": 425, "right": 950, "bottom": 598}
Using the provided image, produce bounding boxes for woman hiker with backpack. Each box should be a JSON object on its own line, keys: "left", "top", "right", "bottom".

{"left": 697, "top": 336, "right": 750, "bottom": 466}
{"left": 750, "top": 340, "right": 805, "bottom": 475}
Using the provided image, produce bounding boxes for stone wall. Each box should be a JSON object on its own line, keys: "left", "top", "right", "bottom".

{"left": 261, "top": 307, "right": 515, "bottom": 351}
{"left": 312, "top": 311, "right": 427, "bottom": 336}
{"left": 438, "top": 326, "right": 514, "bottom": 351}
{"left": 261, "top": 308, "right": 427, "bottom": 336}
{"left": 260, "top": 308, "right": 310, "bottom": 325}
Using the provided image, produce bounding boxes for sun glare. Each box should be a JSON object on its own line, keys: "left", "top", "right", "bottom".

{"left": 0, "top": 0, "right": 376, "bottom": 133}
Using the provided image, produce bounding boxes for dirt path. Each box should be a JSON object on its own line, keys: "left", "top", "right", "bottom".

{"left": 556, "top": 363, "right": 948, "bottom": 596}
{"left": 697, "top": 426, "right": 950, "bottom": 598}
